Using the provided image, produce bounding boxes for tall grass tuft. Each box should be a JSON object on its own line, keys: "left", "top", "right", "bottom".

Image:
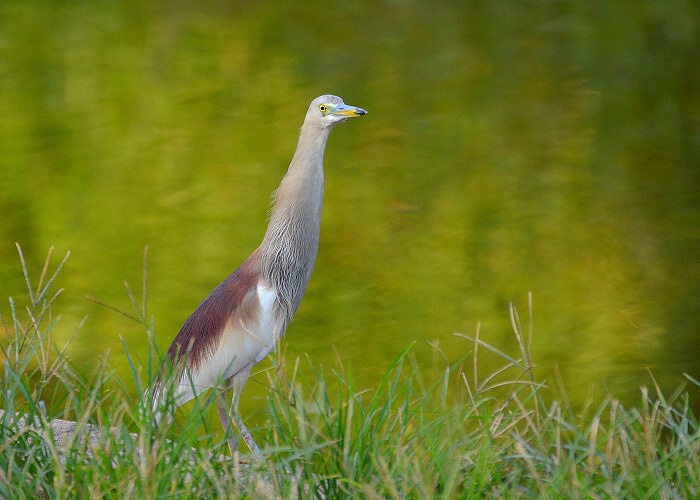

{"left": 1, "top": 246, "right": 698, "bottom": 497}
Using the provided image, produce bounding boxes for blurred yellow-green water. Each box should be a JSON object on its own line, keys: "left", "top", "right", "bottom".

{"left": 0, "top": 1, "right": 698, "bottom": 416}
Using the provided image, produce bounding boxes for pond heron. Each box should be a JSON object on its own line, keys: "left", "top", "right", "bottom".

{"left": 150, "top": 95, "right": 367, "bottom": 461}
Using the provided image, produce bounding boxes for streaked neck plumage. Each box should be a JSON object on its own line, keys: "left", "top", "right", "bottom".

{"left": 259, "top": 122, "right": 333, "bottom": 318}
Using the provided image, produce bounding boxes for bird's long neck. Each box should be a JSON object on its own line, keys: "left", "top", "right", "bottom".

{"left": 260, "top": 123, "right": 331, "bottom": 317}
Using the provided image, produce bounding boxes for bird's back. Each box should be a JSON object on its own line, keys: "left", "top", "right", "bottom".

{"left": 153, "top": 248, "right": 285, "bottom": 409}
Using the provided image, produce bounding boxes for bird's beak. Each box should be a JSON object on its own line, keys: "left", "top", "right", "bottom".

{"left": 331, "top": 103, "right": 368, "bottom": 118}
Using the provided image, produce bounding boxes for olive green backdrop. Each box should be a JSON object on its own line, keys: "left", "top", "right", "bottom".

{"left": 1, "top": 0, "right": 698, "bottom": 414}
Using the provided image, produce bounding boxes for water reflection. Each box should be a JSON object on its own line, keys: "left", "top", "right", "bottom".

{"left": 0, "top": 1, "right": 697, "bottom": 414}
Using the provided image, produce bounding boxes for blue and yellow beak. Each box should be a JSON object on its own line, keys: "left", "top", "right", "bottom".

{"left": 330, "top": 103, "right": 367, "bottom": 118}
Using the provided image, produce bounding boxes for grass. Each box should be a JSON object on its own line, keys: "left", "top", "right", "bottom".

{"left": 1, "top": 246, "right": 698, "bottom": 498}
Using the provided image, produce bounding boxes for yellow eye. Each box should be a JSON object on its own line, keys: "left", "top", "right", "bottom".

{"left": 319, "top": 104, "right": 328, "bottom": 113}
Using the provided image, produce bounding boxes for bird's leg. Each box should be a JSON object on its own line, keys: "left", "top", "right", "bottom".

{"left": 216, "top": 390, "right": 239, "bottom": 455}
{"left": 230, "top": 393, "right": 264, "bottom": 462}
{"left": 218, "top": 362, "right": 264, "bottom": 462}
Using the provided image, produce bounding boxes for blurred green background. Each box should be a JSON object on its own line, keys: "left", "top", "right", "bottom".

{"left": 1, "top": 1, "right": 698, "bottom": 414}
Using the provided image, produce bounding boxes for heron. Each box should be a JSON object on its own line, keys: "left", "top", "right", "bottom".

{"left": 150, "top": 95, "right": 367, "bottom": 461}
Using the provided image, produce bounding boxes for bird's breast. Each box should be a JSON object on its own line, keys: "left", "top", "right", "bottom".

{"left": 252, "top": 283, "right": 283, "bottom": 362}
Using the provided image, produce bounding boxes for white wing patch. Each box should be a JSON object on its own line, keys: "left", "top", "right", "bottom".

{"left": 254, "top": 283, "right": 279, "bottom": 362}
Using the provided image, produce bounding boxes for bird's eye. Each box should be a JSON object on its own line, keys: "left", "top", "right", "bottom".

{"left": 319, "top": 104, "right": 328, "bottom": 113}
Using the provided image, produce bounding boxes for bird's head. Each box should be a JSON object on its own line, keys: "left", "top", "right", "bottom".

{"left": 305, "top": 95, "right": 367, "bottom": 129}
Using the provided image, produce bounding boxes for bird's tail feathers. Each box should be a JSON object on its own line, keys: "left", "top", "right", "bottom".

{"left": 143, "top": 358, "right": 188, "bottom": 427}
